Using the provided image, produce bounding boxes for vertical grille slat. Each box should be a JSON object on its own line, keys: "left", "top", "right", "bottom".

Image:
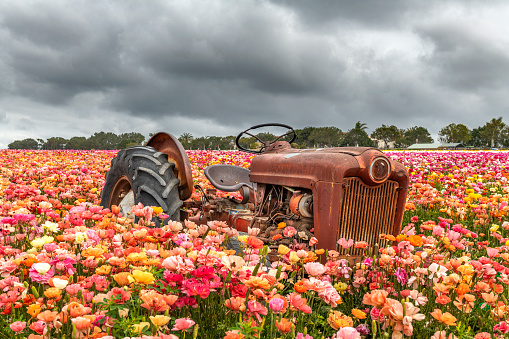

{"left": 337, "top": 178, "right": 399, "bottom": 256}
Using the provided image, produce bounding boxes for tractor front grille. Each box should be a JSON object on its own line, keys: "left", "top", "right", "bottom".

{"left": 337, "top": 177, "right": 399, "bottom": 256}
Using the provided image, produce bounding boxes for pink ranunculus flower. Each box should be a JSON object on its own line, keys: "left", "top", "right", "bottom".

{"left": 337, "top": 238, "right": 354, "bottom": 249}
{"left": 283, "top": 226, "right": 297, "bottom": 237}
{"left": 336, "top": 327, "right": 361, "bottom": 339}
{"left": 269, "top": 297, "right": 285, "bottom": 313}
{"left": 303, "top": 262, "right": 326, "bottom": 276}
{"left": 10, "top": 321, "right": 26, "bottom": 332}
{"left": 172, "top": 318, "right": 195, "bottom": 331}
{"left": 487, "top": 247, "right": 499, "bottom": 258}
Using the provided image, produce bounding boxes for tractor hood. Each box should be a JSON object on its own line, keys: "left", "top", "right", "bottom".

{"left": 249, "top": 144, "right": 408, "bottom": 190}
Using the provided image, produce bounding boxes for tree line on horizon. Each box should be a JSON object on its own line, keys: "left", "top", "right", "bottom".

{"left": 7, "top": 117, "right": 509, "bottom": 150}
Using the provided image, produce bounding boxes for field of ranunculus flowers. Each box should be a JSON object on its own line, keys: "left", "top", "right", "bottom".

{"left": 1, "top": 149, "right": 509, "bottom": 339}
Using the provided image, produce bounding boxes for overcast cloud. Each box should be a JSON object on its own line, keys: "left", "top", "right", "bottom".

{"left": 1, "top": 0, "right": 508, "bottom": 148}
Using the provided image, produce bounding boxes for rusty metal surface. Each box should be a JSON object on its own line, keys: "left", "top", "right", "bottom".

{"left": 249, "top": 143, "right": 409, "bottom": 253}
{"left": 336, "top": 178, "right": 399, "bottom": 255}
{"left": 146, "top": 132, "right": 193, "bottom": 201}
{"left": 109, "top": 175, "right": 131, "bottom": 207}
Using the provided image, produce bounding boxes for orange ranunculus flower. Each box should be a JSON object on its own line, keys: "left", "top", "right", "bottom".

{"left": 224, "top": 330, "right": 244, "bottom": 339}
{"left": 113, "top": 272, "right": 131, "bottom": 286}
{"left": 302, "top": 251, "right": 318, "bottom": 263}
{"left": 68, "top": 302, "right": 91, "bottom": 318}
{"left": 82, "top": 247, "right": 105, "bottom": 259}
{"left": 354, "top": 241, "right": 369, "bottom": 249}
{"left": 455, "top": 283, "right": 470, "bottom": 295}
{"left": 294, "top": 280, "right": 308, "bottom": 293}
{"left": 142, "top": 258, "right": 161, "bottom": 267}
{"left": 491, "top": 283, "right": 504, "bottom": 294}
{"left": 315, "top": 249, "right": 325, "bottom": 255}
{"left": 408, "top": 235, "right": 423, "bottom": 247}
{"left": 108, "top": 257, "right": 125, "bottom": 267}
{"left": 246, "top": 236, "right": 264, "bottom": 249}
{"left": 245, "top": 276, "right": 271, "bottom": 290}
{"left": 23, "top": 294, "right": 37, "bottom": 306}
{"left": 395, "top": 234, "right": 407, "bottom": 242}
{"left": 435, "top": 294, "right": 451, "bottom": 305}
{"left": 126, "top": 252, "right": 148, "bottom": 263}
{"left": 352, "top": 308, "right": 367, "bottom": 319}
{"left": 430, "top": 309, "right": 457, "bottom": 326}
{"left": 162, "top": 294, "right": 178, "bottom": 307}
{"left": 44, "top": 287, "right": 61, "bottom": 299}
{"left": 327, "top": 310, "right": 353, "bottom": 330}
{"left": 225, "top": 297, "right": 247, "bottom": 312}
{"left": 71, "top": 317, "right": 92, "bottom": 331}
{"left": 453, "top": 294, "right": 475, "bottom": 313}
{"left": 140, "top": 290, "right": 169, "bottom": 312}
{"left": 276, "top": 318, "right": 293, "bottom": 333}
{"left": 385, "top": 234, "right": 396, "bottom": 242}
{"left": 27, "top": 303, "right": 42, "bottom": 318}
{"left": 37, "top": 310, "right": 58, "bottom": 323}
{"left": 362, "top": 289, "right": 388, "bottom": 308}
{"left": 95, "top": 265, "right": 112, "bottom": 275}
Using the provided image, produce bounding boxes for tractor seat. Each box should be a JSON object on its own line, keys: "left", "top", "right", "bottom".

{"left": 204, "top": 165, "right": 253, "bottom": 192}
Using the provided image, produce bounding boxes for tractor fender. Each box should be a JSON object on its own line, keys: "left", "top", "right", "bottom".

{"left": 146, "top": 132, "right": 193, "bottom": 201}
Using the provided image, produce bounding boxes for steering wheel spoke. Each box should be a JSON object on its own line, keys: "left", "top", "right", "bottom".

{"left": 235, "top": 123, "right": 296, "bottom": 154}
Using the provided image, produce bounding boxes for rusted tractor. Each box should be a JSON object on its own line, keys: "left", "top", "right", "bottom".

{"left": 101, "top": 123, "right": 409, "bottom": 256}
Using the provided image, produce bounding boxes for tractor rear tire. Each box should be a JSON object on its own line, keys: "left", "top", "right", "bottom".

{"left": 100, "top": 146, "right": 183, "bottom": 224}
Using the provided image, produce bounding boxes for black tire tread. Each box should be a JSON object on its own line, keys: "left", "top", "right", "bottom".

{"left": 101, "top": 146, "right": 182, "bottom": 224}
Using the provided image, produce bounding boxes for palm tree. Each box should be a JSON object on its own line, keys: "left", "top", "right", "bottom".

{"left": 179, "top": 132, "right": 193, "bottom": 143}
{"left": 354, "top": 121, "right": 368, "bottom": 131}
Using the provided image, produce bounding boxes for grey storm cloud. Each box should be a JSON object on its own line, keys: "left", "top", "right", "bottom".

{"left": 0, "top": 0, "right": 509, "bottom": 148}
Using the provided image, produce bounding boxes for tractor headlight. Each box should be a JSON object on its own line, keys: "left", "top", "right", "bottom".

{"left": 369, "top": 157, "right": 391, "bottom": 182}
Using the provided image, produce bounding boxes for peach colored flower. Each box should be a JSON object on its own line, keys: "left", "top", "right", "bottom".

{"left": 327, "top": 311, "right": 353, "bottom": 330}
{"left": 362, "top": 289, "right": 388, "bottom": 308}
{"left": 430, "top": 309, "right": 457, "bottom": 326}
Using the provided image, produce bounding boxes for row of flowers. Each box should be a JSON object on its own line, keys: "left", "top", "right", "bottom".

{"left": 0, "top": 149, "right": 508, "bottom": 338}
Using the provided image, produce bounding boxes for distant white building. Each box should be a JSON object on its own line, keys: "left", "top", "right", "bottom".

{"left": 407, "top": 143, "right": 463, "bottom": 150}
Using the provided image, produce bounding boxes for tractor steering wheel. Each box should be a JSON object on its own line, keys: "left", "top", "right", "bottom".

{"left": 235, "top": 123, "right": 296, "bottom": 154}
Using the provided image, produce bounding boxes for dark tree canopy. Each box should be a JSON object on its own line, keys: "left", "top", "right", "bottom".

{"left": 7, "top": 118, "right": 509, "bottom": 150}
{"left": 439, "top": 123, "right": 471, "bottom": 144}
{"left": 8, "top": 138, "right": 39, "bottom": 149}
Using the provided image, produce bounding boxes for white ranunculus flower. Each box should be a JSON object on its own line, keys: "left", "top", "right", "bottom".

{"left": 52, "top": 278, "right": 69, "bottom": 289}
{"left": 43, "top": 221, "right": 60, "bottom": 233}
{"left": 30, "top": 237, "right": 46, "bottom": 248}
{"left": 75, "top": 232, "right": 87, "bottom": 244}
{"left": 32, "top": 262, "right": 51, "bottom": 275}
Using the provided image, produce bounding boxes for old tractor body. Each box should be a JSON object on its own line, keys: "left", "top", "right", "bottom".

{"left": 101, "top": 124, "right": 409, "bottom": 256}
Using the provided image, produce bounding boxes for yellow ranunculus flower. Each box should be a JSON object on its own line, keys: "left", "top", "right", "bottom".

{"left": 152, "top": 206, "right": 163, "bottom": 215}
{"left": 237, "top": 235, "right": 248, "bottom": 243}
{"left": 150, "top": 315, "right": 171, "bottom": 327}
{"left": 277, "top": 222, "right": 286, "bottom": 229}
{"left": 132, "top": 322, "right": 150, "bottom": 334}
{"left": 130, "top": 270, "right": 155, "bottom": 285}
{"left": 289, "top": 251, "right": 300, "bottom": 264}
{"left": 334, "top": 282, "right": 348, "bottom": 294}
{"left": 278, "top": 245, "right": 291, "bottom": 255}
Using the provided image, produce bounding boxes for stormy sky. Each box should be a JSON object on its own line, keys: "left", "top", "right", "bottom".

{"left": 1, "top": 0, "right": 508, "bottom": 148}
